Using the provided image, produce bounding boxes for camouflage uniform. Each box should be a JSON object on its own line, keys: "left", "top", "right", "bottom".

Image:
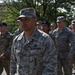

{"left": 71, "top": 20, "right": 75, "bottom": 69}
{"left": 13, "top": 28, "right": 23, "bottom": 38}
{"left": 73, "top": 32, "right": 75, "bottom": 46}
{"left": 10, "top": 28, "right": 57, "bottom": 75}
{"left": 53, "top": 27, "right": 74, "bottom": 75}
{"left": 49, "top": 31, "right": 54, "bottom": 40}
{"left": 73, "top": 32, "right": 75, "bottom": 67}
{"left": 49, "top": 23, "right": 56, "bottom": 40}
{"left": 0, "top": 31, "right": 13, "bottom": 75}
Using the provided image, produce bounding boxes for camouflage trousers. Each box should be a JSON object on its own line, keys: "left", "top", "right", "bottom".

{"left": 0, "top": 60, "right": 10, "bottom": 75}
{"left": 57, "top": 57, "right": 72, "bottom": 75}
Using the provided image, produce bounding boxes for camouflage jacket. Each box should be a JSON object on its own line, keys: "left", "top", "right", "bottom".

{"left": 10, "top": 28, "right": 57, "bottom": 75}
{"left": 73, "top": 32, "right": 75, "bottom": 43}
{"left": 13, "top": 28, "right": 23, "bottom": 38}
{"left": 52, "top": 27, "right": 74, "bottom": 59}
{"left": 0, "top": 31, "right": 13, "bottom": 60}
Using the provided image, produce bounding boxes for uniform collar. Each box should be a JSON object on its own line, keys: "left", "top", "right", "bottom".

{"left": 17, "top": 27, "right": 39, "bottom": 41}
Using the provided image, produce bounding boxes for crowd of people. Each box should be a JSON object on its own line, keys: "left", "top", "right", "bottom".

{"left": 36, "top": 16, "right": 75, "bottom": 75}
{"left": 0, "top": 7, "right": 75, "bottom": 75}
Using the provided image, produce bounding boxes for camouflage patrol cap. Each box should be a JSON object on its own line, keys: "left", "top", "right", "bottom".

{"left": 36, "top": 21, "right": 42, "bottom": 25}
{"left": 57, "top": 16, "right": 66, "bottom": 22}
{"left": 41, "top": 21, "right": 50, "bottom": 27}
{"left": 68, "top": 25, "right": 72, "bottom": 28}
{"left": 18, "top": 7, "right": 36, "bottom": 19}
{"left": 71, "top": 20, "right": 75, "bottom": 25}
{"left": 1, "top": 22, "right": 7, "bottom": 26}
{"left": 51, "top": 22, "right": 56, "bottom": 26}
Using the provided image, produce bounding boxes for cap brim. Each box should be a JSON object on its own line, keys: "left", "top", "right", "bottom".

{"left": 57, "top": 20, "right": 64, "bottom": 23}
{"left": 57, "top": 20, "right": 61, "bottom": 22}
{"left": 18, "top": 15, "right": 27, "bottom": 19}
{"left": 18, "top": 14, "right": 36, "bottom": 20}
{"left": 72, "top": 23, "right": 75, "bottom": 25}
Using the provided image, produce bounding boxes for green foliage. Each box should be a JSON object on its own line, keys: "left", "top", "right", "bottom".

{"left": 0, "top": 0, "right": 75, "bottom": 32}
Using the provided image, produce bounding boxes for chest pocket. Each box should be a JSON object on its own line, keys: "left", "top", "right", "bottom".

{"left": 56, "top": 32, "right": 68, "bottom": 41}
{"left": 29, "top": 39, "right": 42, "bottom": 55}
{"left": 29, "top": 45, "right": 42, "bottom": 56}
{"left": 60, "top": 35, "right": 68, "bottom": 42}
{"left": 29, "top": 43, "right": 43, "bottom": 71}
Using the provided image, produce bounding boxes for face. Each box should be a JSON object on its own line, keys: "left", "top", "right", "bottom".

{"left": 73, "top": 25, "right": 75, "bottom": 30}
{"left": 1, "top": 26, "right": 7, "bottom": 33}
{"left": 18, "top": 21, "right": 22, "bottom": 29}
{"left": 50, "top": 26, "right": 56, "bottom": 31}
{"left": 36, "top": 24, "right": 43, "bottom": 31}
{"left": 42, "top": 24, "right": 49, "bottom": 33}
{"left": 18, "top": 17, "right": 37, "bottom": 31}
{"left": 57, "top": 22, "right": 65, "bottom": 29}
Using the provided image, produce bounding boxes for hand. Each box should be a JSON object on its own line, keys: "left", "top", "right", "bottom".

{"left": 0, "top": 54, "right": 5, "bottom": 60}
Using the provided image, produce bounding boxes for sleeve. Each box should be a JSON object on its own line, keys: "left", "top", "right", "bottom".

{"left": 68, "top": 31, "right": 75, "bottom": 56}
{"left": 42, "top": 36, "right": 57, "bottom": 75}
{"left": 4, "top": 34, "right": 13, "bottom": 60}
{"left": 10, "top": 41, "right": 17, "bottom": 75}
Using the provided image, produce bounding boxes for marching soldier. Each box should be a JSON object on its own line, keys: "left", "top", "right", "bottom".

{"left": 10, "top": 7, "right": 57, "bottom": 75}
{"left": 0, "top": 22, "right": 13, "bottom": 75}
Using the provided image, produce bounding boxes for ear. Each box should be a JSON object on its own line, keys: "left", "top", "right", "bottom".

{"left": 34, "top": 18, "right": 37, "bottom": 23}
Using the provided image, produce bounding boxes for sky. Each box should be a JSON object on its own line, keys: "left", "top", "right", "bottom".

{"left": 0, "top": 0, "right": 3, "bottom": 3}
{"left": 0, "top": 0, "right": 17, "bottom": 3}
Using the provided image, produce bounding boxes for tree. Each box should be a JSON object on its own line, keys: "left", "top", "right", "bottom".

{"left": 0, "top": 0, "right": 75, "bottom": 32}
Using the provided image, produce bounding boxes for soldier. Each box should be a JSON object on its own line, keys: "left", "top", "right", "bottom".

{"left": 10, "top": 7, "right": 57, "bottom": 75}
{"left": 49, "top": 22, "right": 56, "bottom": 39}
{"left": 68, "top": 24, "right": 73, "bottom": 30}
{"left": 72, "top": 20, "right": 75, "bottom": 32}
{"left": 50, "top": 22, "right": 56, "bottom": 32}
{"left": 36, "top": 21, "right": 43, "bottom": 31}
{"left": 13, "top": 20, "right": 23, "bottom": 38}
{"left": 71, "top": 20, "right": 75, "bottom": 70}
{"left": 52, "top": 16, "right": 74, "bottom": 75}
{"left": 41, "top": 21, "right": 50, "bottom": 34}
{"left": 0, "top": 22, "right": 13, "bottom": 75}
